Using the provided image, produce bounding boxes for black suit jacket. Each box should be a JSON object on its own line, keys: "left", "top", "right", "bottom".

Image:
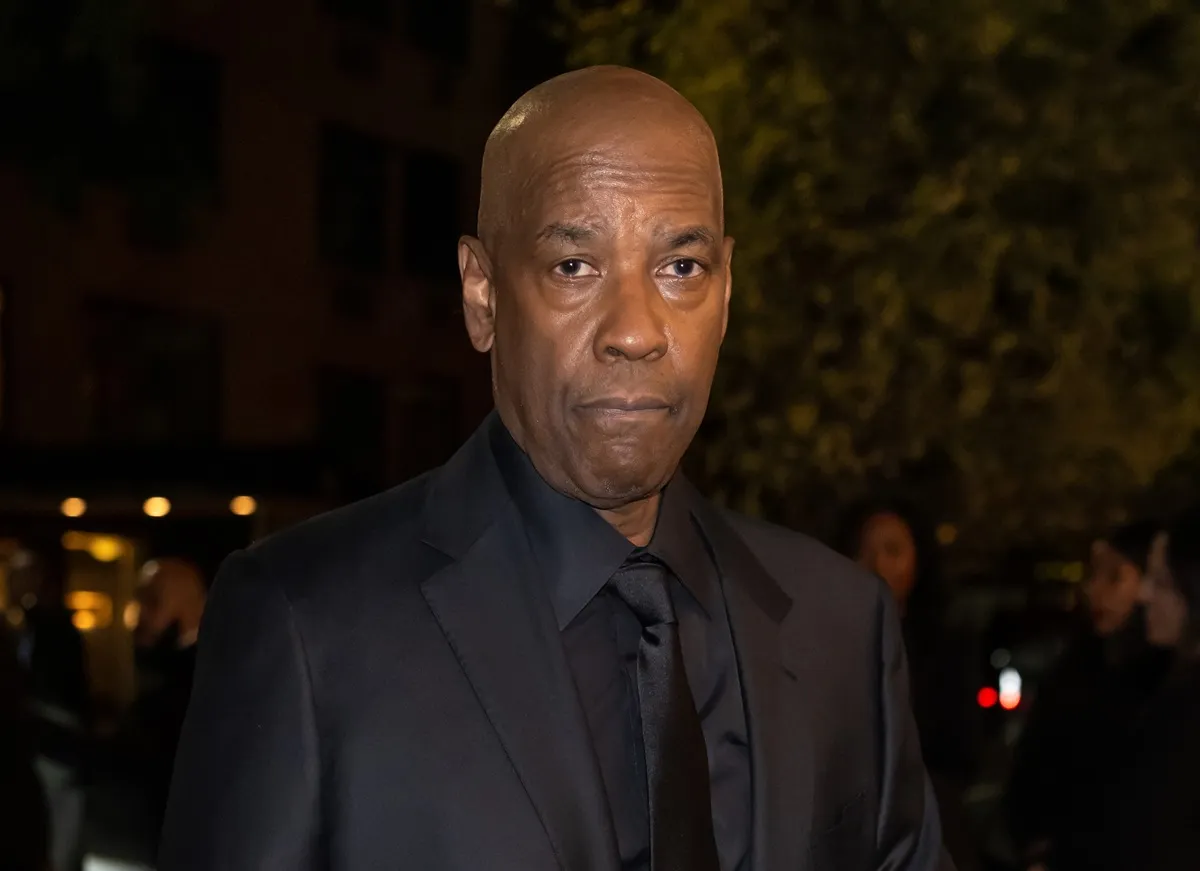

{"left": 160, "top": 416, "right": 950, "bottom": 871}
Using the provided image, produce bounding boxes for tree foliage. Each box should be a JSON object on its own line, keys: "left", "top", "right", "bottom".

{"left": 565, "top": 0, "right": 1200, "bottom": 553}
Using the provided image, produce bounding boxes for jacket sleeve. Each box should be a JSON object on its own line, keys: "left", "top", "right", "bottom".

{"left": 874, "top": 587, "right": 956, "bottom": 871}
{"left": 158, "top": 550, "right": 321, "bottom": 871}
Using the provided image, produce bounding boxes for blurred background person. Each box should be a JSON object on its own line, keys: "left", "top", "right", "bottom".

{"left": 1093, "top": 506, "right": 1200, "bottom": 871}
{"left": 8, "top": 545, "right": 91, "bottom": 871}
{"left": 121, "top": 556, "right": 207, "bottom": 853}
{"left": 1007, "top": 521, "right": 1170, "bottom": 871}
{"left": 0, "top": 612, "right": 50, "bottom": 871}
{"left": 837, "top": 497, "right": 982, "bottom": 871}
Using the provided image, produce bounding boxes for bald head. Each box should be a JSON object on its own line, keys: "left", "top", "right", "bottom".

{"left": 477, "top": 66, "right": 723, "bottom": 251}
{"left": 459, "top": 65, "right": 733, "bottom": 534}
{"left": 136, "top": 557, "right": 207, "bottom": 648}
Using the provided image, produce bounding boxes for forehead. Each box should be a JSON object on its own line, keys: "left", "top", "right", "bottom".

{"left": 863, "top": 512, "right": 912, "bottom": 540}
{"left": 518, "top": 130, "right": 721, "bottom": 234}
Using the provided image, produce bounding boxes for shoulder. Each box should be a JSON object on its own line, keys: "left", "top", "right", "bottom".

{"left": 226, "top": 471, "right": 439, "bottom": 604}
{"left": 718, "top": 508, "right": 895, "bottom": 654}
{"left": 721, "top": 508, "right": 888, "bottom": 608}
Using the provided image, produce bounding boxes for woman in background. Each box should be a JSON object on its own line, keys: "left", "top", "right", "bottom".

{"left": 837, "top": 498, "right": 982, "bottom": 871}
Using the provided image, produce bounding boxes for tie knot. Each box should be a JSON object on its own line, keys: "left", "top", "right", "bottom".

{"left": 608, "top": 554, "right": 676, "bottom": 628}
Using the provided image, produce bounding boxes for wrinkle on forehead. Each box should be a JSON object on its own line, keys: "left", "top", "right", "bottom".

{"left": 478, "top": 66, "right": 723, "bottom": 253}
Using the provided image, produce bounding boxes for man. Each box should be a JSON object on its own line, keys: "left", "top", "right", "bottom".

{"left": 133, "top": 557, "right": 207, "bottom": 652}
{"left": 8, "top": 547, "right": 90, "bottom": 871}
{"left": 127, "top": 558, "right": 207, "bottom": 851}
{"left": 161, "top": 66, "right": 949, "bottom": 871}
{"left": 0, "top": 615, "right": 49, "bottom": 871}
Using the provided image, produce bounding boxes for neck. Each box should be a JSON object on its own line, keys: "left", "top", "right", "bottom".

{"left": 595, "top": 492, "right": 662, "bottom": 547}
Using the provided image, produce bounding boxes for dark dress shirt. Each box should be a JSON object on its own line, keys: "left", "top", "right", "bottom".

{"left": 491, "top": 424, "right": 752, "bottom": 871}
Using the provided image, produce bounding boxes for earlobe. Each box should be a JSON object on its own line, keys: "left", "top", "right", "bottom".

{"left": 720, "top": 237, "right": 735, "bottom": 339}
{"left": 459, "top": 236, "right": 496, "bottom": 353}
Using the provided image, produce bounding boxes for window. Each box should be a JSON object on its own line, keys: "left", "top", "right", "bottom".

{"left": 322, "top": 0, "right": 393, "bottom": 30}
{"left": 392, "top": 375, "right": 462, "bottom": 481}
{"left": 406, "top": 0, "right": 471, "bottom": 64}
{"left": 334, "top": 32, "right": 384, "bottom": 81}
{"left": 400, "top": 148, "right": 462, "bottom": 282}
{"left": 0, "top": 280, "right": 8, "bottom": 435}
{"left": 140, "top": 40, "right": 223, "bottom": 183}
{"left": 86, "top": 301, "right": 221, "bottom": 445}
{"left": 319, "top": 125, "right": 389, "bottom": 274}
{"left": 125, "top": 39, "right": 223, "bottom": 248}
{"left": 317, "top": 368, "right": 387, "bottom": 500}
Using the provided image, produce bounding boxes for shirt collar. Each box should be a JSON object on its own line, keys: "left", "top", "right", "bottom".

{"left": 489, "top": 418, "right": 719, "bottom": 629}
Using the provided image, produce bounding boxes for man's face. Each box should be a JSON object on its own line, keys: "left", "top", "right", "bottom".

{"left": 134, "top": 563, "right": 171, "bottom": 648}
{"left": 464, "top": 123, "right": 732, "bottom": 506}
{"left": 1084, "top": 540, "right": 1143, "bottom": 636}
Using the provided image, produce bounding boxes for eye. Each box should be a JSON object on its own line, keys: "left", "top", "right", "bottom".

{"left": 660, "top": 258, "right": 703, "bottom": 279}
{"left": 554, "top": 259, "right": 599, "bottom": 278}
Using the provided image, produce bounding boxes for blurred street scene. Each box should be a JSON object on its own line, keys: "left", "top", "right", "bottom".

{"left": 2, "top": 0, "right": 1199, "bottom": 869}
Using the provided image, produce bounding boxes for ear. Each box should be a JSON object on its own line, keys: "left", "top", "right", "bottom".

{"left": 459, "top": 236, "right": 495, "bottom": 353}
{"left": 720, "top": 236, "right": 735, "bottom": 340}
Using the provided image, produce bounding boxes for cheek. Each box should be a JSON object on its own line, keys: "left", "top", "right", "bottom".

{"left": 673, "top": 322, "right": 723, "bottom": 393}
{"left": 495, "top": 303, "right": 590, "bottom": 405}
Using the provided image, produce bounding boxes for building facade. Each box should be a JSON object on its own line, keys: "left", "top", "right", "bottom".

{"left": 1, "top": 0, "right": 510, "bottom": 510}
{"left": 0, "top": 0, "right": 515, "bottom": 709}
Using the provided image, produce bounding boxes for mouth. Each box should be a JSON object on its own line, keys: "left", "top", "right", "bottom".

{"left": 577, "top": 396, "right": 675, "bottom": 414}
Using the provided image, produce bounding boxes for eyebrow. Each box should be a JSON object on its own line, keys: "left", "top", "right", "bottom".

{"left": 664, "top": 225, "right": 717, "bottom": 249}
{"left": 533, "top": 222, "right": 718, "bottom": 248}
{"left": 535, "top": 222, "right": 598, "bottom": 244}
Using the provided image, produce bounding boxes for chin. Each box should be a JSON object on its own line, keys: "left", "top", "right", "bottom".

{"left": 572, "top": 462, "right": 671, "bottom": 509}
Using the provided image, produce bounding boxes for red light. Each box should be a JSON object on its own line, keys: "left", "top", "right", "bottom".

{"left": 977, "top": 687, "right": 999, "bottom": 708}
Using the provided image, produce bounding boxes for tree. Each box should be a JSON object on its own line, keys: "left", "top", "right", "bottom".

{"left": 565, "top": 0, "right": 1200, "bottom": 557}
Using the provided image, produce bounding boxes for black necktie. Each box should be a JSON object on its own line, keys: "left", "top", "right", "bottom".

{"left": 608, "top": 554, "right": 720, "bottom": 871}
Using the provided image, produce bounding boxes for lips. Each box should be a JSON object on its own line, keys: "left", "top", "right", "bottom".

{"left": 577, "top": 396, "right": 674, "bottom": 413}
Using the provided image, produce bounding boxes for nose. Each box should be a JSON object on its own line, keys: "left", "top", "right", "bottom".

{"left": 593, "top": 267, "right": 669, "bottom": 363}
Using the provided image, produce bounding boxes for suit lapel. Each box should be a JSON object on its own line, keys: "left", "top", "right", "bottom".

{"left": 419, "top": 418, "right": 620, "bottom": 871}
{"left": 691, "top": 499, "right": 815, "bottom": 871}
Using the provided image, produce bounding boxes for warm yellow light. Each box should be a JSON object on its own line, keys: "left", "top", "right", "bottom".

{"left": 87, "top": 536, "right": 123, "bottom": 563}
{"left": 143, "top": 497, "right": 172, "bottom": 518}
{"left": 123, "top": 600, "right": 141, "bottom": 630}
{"left": 72, "top": 610, "right": 98, "bottom": 631}
{"left": 936, "top": 523, "right": 958, "bottom": 546}
{"left": 61, "top": 531, "right": 89, "bottom": 551}
{"left": 65, "top": 591, "right": 108, "bottom": 612}
{"left": 230, "top": 495, "right": 258, "bottom": 517}
{"left": 66, "top": 591, "right": 113, "bottom": 630}
{"left": 60, "top": 498, "right": 87, "bottom": 518}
